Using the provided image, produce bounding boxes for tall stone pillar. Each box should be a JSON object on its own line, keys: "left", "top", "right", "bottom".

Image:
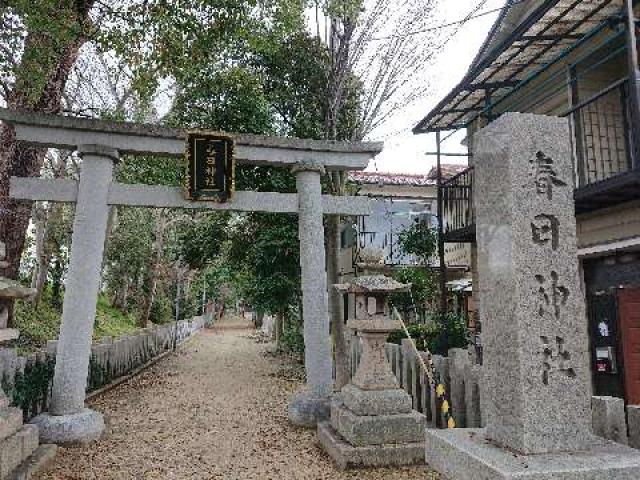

{"left": 288, "top": 162, "right": 333, "bottom": 427}
{"left": 424, "top": 113, "right": 640, "bottom": 479}
{"left": 31, "top": 145, "right": 117, "bottom": 444}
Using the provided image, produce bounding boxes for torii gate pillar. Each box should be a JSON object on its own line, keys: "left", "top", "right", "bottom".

{"left": 32, "top": 145, "right": 118, "bottom": 443}
{"left": 288, "top": 162, "right": 333, "bottom": 427}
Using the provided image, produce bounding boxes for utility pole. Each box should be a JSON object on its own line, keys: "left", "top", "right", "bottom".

{"left": 173, "top": 259, "right": 186, "bottom": 352}
{"left": 201, "top": 277, "right": 206, "bottom": 316}
{"left": 626, "top": 0, "right": 640, "bottom": 169}
{"left": 436, "top": 131, "right": 449, "bottom": 354}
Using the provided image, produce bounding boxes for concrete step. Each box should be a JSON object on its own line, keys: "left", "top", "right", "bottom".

{"left": 7, "top": 444, "right": 57, "bottom": 480}
{"left": 0, "top": 424, "right": 39, "bottom": 479}
{"left": 0, "top": 408, "right": 24, "bottom": 443}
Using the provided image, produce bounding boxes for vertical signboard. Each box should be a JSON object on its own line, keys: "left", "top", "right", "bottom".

{"left": 185, "top": 131, "right": 235, "bottom": 202}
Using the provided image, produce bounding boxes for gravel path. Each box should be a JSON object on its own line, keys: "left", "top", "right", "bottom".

{"left": 37, "top": 321, "right": 439, "bottom": 479}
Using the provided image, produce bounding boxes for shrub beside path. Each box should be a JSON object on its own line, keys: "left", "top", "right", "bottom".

{"left": 37, "top": 319, "right": 439, "bottom": 479}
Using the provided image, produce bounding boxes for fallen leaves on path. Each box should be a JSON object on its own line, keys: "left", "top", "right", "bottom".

{"left": 37, "top": 327, "right": 439, "bottom": 480}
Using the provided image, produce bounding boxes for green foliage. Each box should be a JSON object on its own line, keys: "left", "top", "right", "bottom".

{"left": 280, "top": 321, "right": 305, "bottom": 355}
{"left": 255, "top": 32, "right": 327, "bottom": 138}
{"left": 13, "top": 291, "right": 62, "bottom": 353}
{"left": 387, "top": 313, "right": 469, "bottom": 356}
{"left": 116, "top": 155, "right": 184, "bottom": 187}
{"left": 103, "top": 207, "right": 154, "bottom": 311}
{"left": 13, "top": 291, "right": 143, "bottom": 353}
{"left": 397, "top": 219, "right": 438, "bottom": 264}
{"left": 148, "top": 288, "right": 175, "bottom": 325}
{"left": 391, "top": 267, "right": 437, "bottom": 321}
{"left": 171, "top": 213, "right": 230, "bottom": 270}
{"left": 387, "top": 322, "right": 434, "bottom": 352}
{"left": 227, "top": 212, "right": 301, "bottom": 316}
{"left": 2, "top": 357, "right": 55, "bottom": 421}
{"left": 170, "top": 66, "right": 273, "bottom": 134}
{"left": 93, "top": 296, "right": 143, "bottom": 339}
{"left": 322, "top": 0, "right": 364, "bottom": 21}
{"left": 1, "top": 1, "right": 90, "bottom": 107}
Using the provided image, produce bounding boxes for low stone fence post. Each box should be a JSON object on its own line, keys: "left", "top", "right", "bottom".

{"left": 592, "top": 396, "right": 628, "bottom": 445}
{"left": 463, "top": 364, "right": 484, "bottom": 428}
{"left": 347, "top": 341, "right": 634, "bottom": 443}
{"left": 448, "top": 349, "right": 470, "bottom": 428}
{"left": 628, "top": 406, "right": 640, "bottom": 449}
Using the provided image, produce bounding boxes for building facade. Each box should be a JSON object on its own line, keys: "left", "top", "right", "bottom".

{"left": 338, "top": 171, "right": 439, "bottom": 281}
{"left": 415, "top": 0, "right": 640, "bottom": 403}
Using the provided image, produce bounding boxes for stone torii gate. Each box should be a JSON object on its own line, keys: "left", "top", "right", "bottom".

{"left": 0, "top": 109, "right": 382, "bottom": 444}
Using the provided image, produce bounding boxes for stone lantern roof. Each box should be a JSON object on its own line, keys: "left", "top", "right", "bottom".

{"left": 0, "top": 277, "right": 33, "bottom": 342}
{"left": 333, "top": 275, "right": 410, "bottom": 294}
{"left": 0, "top": 278, "right": 35, "bottom": 300}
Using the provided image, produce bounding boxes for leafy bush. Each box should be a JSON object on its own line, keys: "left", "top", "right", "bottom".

{"left": 387, "top": 322, "right": 435, "bottom": 351}
{"left": 14, "top": 289, "right": 144, "bottom": 353}
{"left": 391, "top": 267, "right": 437, "bottom": 321}
{"left": 14, "top": 291, "right": 62, "bottom": 353}
{"left": 149, "top": 288, "right": 174, "bottom": 325}
{"left": 3, "top": 357, "right": 55, "bottom": 421}
{"left": 397, "top": 219, "right": 438, "bottom": 264}
{"left": 280, "top": 321, "right": 305, "bottom": 355}
{"left": 387, "top": 313, "right": 469, "bottom": 356}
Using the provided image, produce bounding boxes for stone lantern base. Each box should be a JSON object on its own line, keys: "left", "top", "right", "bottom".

{"left": 318, "top": 386, "right": 426, "bottom": 469}
{"left": 318, "top": 422, "right": 424, "bottom": 469}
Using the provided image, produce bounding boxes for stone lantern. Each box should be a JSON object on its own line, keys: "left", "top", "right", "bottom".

{"left": 319, "top": 275, "right": 426, "bottom": 469}
{"left": 0, "top": 242, "right": 34, "bottom": 342}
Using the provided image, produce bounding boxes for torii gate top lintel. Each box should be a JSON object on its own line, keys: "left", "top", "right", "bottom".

{"left": 0, "top": 108, "right": 383, "bottom": 170}
{"left": 2, "top": 108, "right": 379, "bottom": 439}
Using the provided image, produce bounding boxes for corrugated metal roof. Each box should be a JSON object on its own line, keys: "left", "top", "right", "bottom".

{"left": 348, "top": 171, "right": 436, "bottom": 186}
{"left": 414, "top": 0, "right": 624, "bottom": 134}
{"left": 426, "top": 164, "right": 469, "bottom": 180}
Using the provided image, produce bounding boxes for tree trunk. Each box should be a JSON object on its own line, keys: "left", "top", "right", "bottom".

{"left": 275, "top": 312, "right": 285, "bottom": 351}
{"left": 0, "top": 4, "right": 94, "bottom": 325}
{"left": 50, "top": 257, "right": 64, "bottom": 309}
{"left": 326, "top": 214, "right": 350, "bottom": 390}
{"left": 255, "top": 310, "right": 264, "bottom": 328}
{"left": 142, "top": 209, "right": 166, "bottom": 327}
{"left": 114, "top": 279, "right": 129, "bottom": 312}
{"left": 31, "top": 203, "right": 50, "bottom": 306}
{"left": 102, "top": 206, "right": 118, "bottom": 266}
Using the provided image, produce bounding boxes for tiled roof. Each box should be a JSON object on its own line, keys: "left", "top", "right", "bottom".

{"left": 348, "top": 171, "right": 436, "bottom": 187}
{"left": 426, "top": 164, "right": 468, "bottom": 180}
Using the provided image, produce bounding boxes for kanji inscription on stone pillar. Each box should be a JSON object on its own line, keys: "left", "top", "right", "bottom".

{"left": 475, "top": 113, "right": 592, "bottom": 455}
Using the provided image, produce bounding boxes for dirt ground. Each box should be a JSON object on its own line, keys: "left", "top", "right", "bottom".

{"left": 37, "top": 320, "right": 439, "bottom": 479}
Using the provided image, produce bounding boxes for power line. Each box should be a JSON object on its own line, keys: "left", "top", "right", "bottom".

{"left": 369, "top": 0, "right": 531, "bottom": 41}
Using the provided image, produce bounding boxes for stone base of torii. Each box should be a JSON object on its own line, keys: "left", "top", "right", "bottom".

{"left": 1, "top": 108, "right": 382, "bottom": 443}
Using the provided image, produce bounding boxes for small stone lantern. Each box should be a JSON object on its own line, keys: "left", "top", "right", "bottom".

{"left": 0, "top": 242, "right": 33, "bottom": 341}
{"left": 319, "top": 275, "right": 426, "bottom": 469}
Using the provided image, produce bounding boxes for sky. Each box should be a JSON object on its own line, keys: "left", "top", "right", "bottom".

{"left": 368, "top": 0, "right": 506, "bottom": 175}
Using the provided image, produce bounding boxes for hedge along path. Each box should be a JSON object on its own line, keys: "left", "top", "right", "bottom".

{"left": 36, "top": 323, "right": 439, "bottom": 479}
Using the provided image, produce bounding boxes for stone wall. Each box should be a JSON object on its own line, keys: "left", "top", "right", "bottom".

{"left": 350, "top": 339, "right": 639, "bottom": 446}
{"left": 0, "top": 317, "right": 205, "bottom": 421}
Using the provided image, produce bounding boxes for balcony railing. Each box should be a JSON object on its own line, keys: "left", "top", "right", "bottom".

{"left": 441, "top": 166, "right": 475, "bottom": 243}
{"left": 567, "top": 78, "right": 633, "bottom": 189}
{"left": 440, "top": 79, "right": 640, "bottom": 241}
{"left": 355, "top": 231, "right": 422, "bottom": 266}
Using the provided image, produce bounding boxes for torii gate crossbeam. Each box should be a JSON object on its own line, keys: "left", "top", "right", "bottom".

{"left": 0, "top": 109, "right": 382, "bottom": 444}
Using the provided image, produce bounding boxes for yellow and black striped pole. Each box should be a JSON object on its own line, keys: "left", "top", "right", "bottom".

{"left": 392, "top": 307, "right": 456, "bottom": 429}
